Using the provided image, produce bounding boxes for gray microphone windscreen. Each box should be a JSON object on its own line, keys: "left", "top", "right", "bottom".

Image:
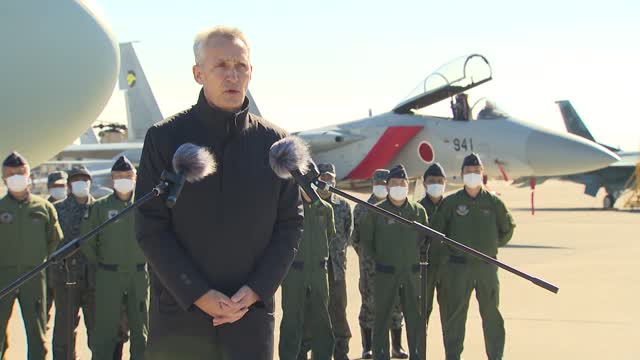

{"left": 172, "top": 143, "right": 217, "bottom": 183}
{"left": 269, "top": 136, "right": 311, "bottom": 179}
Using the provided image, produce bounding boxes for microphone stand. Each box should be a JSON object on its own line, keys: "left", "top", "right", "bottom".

{"left": 312, "top": 179, "right": 560, "bottom": 293}
{"left": 0, "top": 171, "right": 177, "bottom": 300}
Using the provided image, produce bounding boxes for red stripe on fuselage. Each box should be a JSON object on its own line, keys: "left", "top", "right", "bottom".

{"left": 346, "top": 126, "right": 423, "bottom": 180}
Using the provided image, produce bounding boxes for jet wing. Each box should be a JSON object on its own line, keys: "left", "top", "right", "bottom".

{"left": 294, "top": 129, "right": 365, "bottom": 154}
{"left": 393, "top": 54, "right": 492, "bottom": 114}
{"left": 55, "top": 143, "right": 144, "bottom": 160}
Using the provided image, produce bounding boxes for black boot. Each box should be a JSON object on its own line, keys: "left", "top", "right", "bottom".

{"left": 112, "top": 340, "right": 125, "bottom": 360}
{"left": 361, "top": 327, "right": 373, "bottom": 359}
{"left": 391, "top": 328, "right": 408, "bottom": 359}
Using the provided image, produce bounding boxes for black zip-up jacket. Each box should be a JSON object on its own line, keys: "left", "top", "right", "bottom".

{"left": 134, "top": 90, "right": 303, "bottom": 326}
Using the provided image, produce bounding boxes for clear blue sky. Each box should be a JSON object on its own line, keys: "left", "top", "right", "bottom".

{"left": 92, "top": 0, "right": 639, "bottom": 151}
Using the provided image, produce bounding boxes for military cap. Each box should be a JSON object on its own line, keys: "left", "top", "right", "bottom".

{"left": 423, "top": 163, "right": 446, "bottom": 179}
{"left": 461, "top": 153, "right": 483, "bottom": 169}
{"left": 372, "top": 169, "right": 390, "bottom": 182}
{"left": 112, "top": 156, "right": 134, "bottom": 172}
{"left": 2, "top": 151, "right": 28, "bottom": 167}
{"left": 387, "top": 164, "right": 408, "bottom": 180}
{"left": 67, "top": 165, "right": 92, "bottom": 180}
{"left": 317, "top": 163, "right": 336, "bottom": 177}
{"left": 47, "top": 171, "right": 68, "bottom": 186}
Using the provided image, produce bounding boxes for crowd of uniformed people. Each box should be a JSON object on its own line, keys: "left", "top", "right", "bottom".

{"left": 0, "top": 147, "right": 514, "bottom": 360}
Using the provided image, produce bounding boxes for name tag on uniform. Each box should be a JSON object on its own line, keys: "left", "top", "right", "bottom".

{"left": 386, "top": 218, "right": 396, "bottom": 225}
{"left": 456, "top": 205, "right": 470, "bottom": 216}
{"left": 108, "top": 210, "right": 119, "bottom": 219}
{"left": 0, "top": 211, "right": 14, "bottom": 224}
{"left": 480, "top": 207, "right": 492, "bottom": 216}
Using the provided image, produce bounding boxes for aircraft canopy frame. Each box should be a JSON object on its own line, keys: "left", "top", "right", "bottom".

{"left": 393, "top": 54, "right": 492, "bottom": 114}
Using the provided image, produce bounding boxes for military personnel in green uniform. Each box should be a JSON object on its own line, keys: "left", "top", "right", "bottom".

{"left": 419, "top": 163, "right": 449, "bottom": 345}
{"left": 360, "top": 165, "right": 428, "bottom": 360}
{"left": 279, "top": 184, "right": 336, "bottom": 360}
{"left": 45, "top": 171, "right": 68, "bottom": 326}
{"left": 298, "top": 163, "right": 352, "bottom": 360}
{"left": 52, "top": 165, "right": 97, "bottom": 359}
{"left": 430, "top": 154, "right": 515, "bottom": 360}
{"left": 47, "top": 171, "right": 68, "bottom": 204}
{"left": 82, "top": 156, "right": 149, "bottom": 360}
{"left": 352, "top": 169, "right": 408, "bottom": 359}
{"left": 0, "top": 152, "right": 63, "bottom": 360}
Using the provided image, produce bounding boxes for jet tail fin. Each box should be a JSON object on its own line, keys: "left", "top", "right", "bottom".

{"left": 555, "top": 100, "right": 620, "bottom": 153}
{"left": 119, "top": 42, "right": 163, "bottom": 141}
{"left": 556, "top": 100, "right": 596, "bottom": 142}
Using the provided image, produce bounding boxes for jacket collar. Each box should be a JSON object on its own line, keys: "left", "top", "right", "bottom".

{"left": 194, "top": 88, "right": 252, "bottom": 134}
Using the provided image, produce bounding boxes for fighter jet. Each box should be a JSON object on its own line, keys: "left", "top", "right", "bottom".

{"left": 50, "top": 49, "right": 619, "bottom": 197}
{"left": 514, "top": 100, "right": 638, "bottom": 208}
{"left": 0, "top": 0, "right": 119, "bottom": 167}
{"left": 299, "top": 55, "right": 620, "bottom": 187}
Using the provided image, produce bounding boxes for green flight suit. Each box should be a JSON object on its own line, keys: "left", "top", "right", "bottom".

{"left": 279, "top": 199, "right": 335, "bottom": 360}
{"left": 360, "top": 199, "right": 428, "bottom": 360}
{"left": 430, "top": 188, "right": 515, "bottom": 360}
{"left": 419, "top": 196, "right": 449, "bottom": 331}
{"left": 0, "top": 193, "right": 62, "bottom": 360}
{"left": 82, "top": 193, "right": 149, "bottom": 360}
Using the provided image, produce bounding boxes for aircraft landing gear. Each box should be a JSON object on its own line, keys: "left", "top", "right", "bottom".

{"left": 603, "top": 194, "right": 615, "bottom": 209}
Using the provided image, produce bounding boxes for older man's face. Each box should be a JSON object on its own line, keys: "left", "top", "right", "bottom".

{"left": 193, "top": 36, "right": 252, "bottom": 112}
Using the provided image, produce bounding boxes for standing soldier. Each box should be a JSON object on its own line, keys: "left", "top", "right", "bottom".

{"left": 46, "top": 170, "right": 68, "bottom": 325}
{"left": 418, "top": 163, "right": 449, "bottom": 345}
{"left": 52, "top": 165, "right": 97, "bottom": 359}
{"left": 430, "top": 153, "right": 515, "bottom": 360}
{"left": 352, "top": 169, "right": 408, "bottom": 359}
{"left": 319, "top": 163, "right": 352, "bottom": 360}
{"left": 279, "top": 182, "right": 336, "bottom": 360}
{"left": 360, "top": 165, "right": 428, "bottom": 360}
{"left": 47, "top": 171, "right": 68, "bottom": 203}
{"left": 82, "top": 156, "right": 148, "bottom": 360}
{"left": 0, "top": 152, "right": 63, "bottom": 359}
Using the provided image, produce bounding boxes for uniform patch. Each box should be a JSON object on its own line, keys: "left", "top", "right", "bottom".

{"left": 0, "top": 211, "right": 14, "bottom": 224}
{"left": 456, "top": 204, "right": 470, "bottom": 216}
{"left": 108, "top": 210, "right": 119, "bottom": 219}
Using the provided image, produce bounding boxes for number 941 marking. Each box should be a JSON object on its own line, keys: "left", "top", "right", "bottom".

{"left": 453, "top": 138, "right": 474, "bottom": 152}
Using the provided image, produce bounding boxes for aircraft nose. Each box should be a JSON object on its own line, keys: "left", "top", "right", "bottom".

{"left": 525, "top": 130, "right": 620, "bottom": 176}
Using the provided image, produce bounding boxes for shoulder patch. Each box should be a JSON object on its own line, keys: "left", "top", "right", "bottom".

{"left": 0, "top": 211, "right": 14, "bottom": 224}
{"left": 108, "top": 210, "right": 119, "bottom": 219}
{"left": 456, "top": 204, "right": 470, "bottom": 216}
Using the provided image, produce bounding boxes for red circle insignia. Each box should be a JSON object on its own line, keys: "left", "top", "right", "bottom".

{"left": 418, "top": 141, "right": 435, "bottom": 163}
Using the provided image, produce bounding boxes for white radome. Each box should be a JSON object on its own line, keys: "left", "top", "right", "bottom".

{"left": 0, "top": 0, "right": 119, "bottom": 166}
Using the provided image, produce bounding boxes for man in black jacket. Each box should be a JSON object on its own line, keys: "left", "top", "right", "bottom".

{"left": 134, "top": 26, "right": 303, "bottom": 360}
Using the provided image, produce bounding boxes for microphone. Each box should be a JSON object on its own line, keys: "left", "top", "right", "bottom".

{"left": 269, "top": 136, "right": 321, "bottom": 204}
{"left": 164, "top": 143, "right": 217, "bottom": 208}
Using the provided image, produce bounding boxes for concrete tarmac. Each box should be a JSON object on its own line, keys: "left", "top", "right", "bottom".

{"left": 3, "top": 180, "right": 638, "bottom": 359}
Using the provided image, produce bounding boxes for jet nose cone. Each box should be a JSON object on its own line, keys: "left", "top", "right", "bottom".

{"left": 526, "top": 130, "right": 620, "bottom": 176}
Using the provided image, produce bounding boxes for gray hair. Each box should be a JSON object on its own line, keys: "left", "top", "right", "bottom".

{"left": 193, "top": 26, "right": 250, "bottom": 65}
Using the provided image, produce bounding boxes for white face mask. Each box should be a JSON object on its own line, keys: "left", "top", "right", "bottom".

{"left": 426, "top": 184, "right": 445, "bottom": 198}
{"left": 71, "top": 181, "right": 91, "bottom": 198}
{"left": 372, "top": 185, "right": 388, "bottom": 199}
{"left": 113, "top": 179, "right": 135, "bottom": 194}
{"left": 388, "top": 186, "right": 409, "bottom": 201}
{"left": 6, "top": 174, "right": 29, "bottom": 193}
{"left": 463, "top": 173, "right": 483, "bottom": 189}
{"left": 49, "top": 187, "right": 67, "bottom": 200}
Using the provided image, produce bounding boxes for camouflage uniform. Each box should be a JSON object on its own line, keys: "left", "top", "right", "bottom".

{"left": 52, "top": 195, "right": 97, "bottom": 359}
